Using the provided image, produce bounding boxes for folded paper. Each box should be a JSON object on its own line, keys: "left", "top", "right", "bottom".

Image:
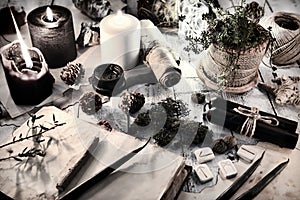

{"left": 0, "top": 106, "right": 186, "bottom": 200}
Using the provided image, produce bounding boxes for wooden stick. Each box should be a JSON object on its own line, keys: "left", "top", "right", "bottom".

{"left": 58, "top": 137, "right": 151, "bottom": 200}
{"left": 56, "top": 137, "right": 99, "bottom": 193}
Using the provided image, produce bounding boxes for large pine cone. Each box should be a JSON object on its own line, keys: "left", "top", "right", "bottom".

{"left": 79, "top": 92, "right": 102, "bottom": 115}
{"left": 60, "top": 62, "right": 84, "bottom": 85}
{"left": 119, "top": 92, "right": 145, "bottom": 115}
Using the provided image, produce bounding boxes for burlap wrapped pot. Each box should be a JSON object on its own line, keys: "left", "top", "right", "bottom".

{"left": 197, "top": 40, "right": 269, "bottom": 93}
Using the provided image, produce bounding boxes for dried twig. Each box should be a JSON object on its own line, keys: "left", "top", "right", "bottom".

{"left": 0, "top": 113, "right": 66, "bottom": 163}
{"left": 0, "top": 122, "right": 65, "bottom": 149}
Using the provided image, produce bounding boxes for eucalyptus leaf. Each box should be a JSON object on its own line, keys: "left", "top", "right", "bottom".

{"left": 40, "top": 125, "right": 50, "bottom": 131}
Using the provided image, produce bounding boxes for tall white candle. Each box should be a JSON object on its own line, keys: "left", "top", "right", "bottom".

{"left": 100, "top": 11, "right": 141, "bottom": 71}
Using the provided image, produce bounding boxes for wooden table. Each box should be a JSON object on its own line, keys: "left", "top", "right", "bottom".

{"left": 0, "top": 0, "right": 299, "bottom": 199}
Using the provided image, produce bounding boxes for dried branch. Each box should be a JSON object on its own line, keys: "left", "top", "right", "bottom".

{"left": 0, "top": 122, "right": 65, "bottom": 149}
{"left": 0, "top": 112, "right": 65, "bottom": 164}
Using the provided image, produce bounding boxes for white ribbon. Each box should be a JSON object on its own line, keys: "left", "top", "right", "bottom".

{"left": 233, "top": 106, "right": 279, "bottom": 137}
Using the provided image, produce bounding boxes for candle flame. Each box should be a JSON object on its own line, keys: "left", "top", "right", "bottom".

{"left": 9, "top": 7, "right": 33, "bottom": 68}
{"left": 46, "top": 7, "right": 54, "bottom": 22}
{"left": 116, "top": 10, "right": 123, "bottom": 18}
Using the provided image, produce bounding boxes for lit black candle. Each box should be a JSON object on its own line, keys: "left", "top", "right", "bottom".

{"left": 0, "top": 41, "right": 55, "bottom": 105}
{"left": 27, "top": 5, "right": 77, "bottom": 68}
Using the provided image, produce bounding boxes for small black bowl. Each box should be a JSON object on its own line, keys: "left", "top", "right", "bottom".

{"left": 90, "top": 63, "right": 125, "bottom": 96}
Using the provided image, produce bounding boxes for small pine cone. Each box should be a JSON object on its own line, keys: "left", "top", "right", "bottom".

{"left": 119, "top": 92, "right": 145, "bottom": 114}
{"left": 60, "top": 62, "right": 84, "bottom": 85}
{"left": 79, "top": 92, "right": 102, "bottom": 115}
{"left": 191, "top": 92, "right": 206, "bottom": 104}
{"left": 97, "top": 120, "right": 112, "bottom": 132}
{"left": 134, "top": 111, "right": 151, "bottom": 126}
{"left": 193, "top": 124, "right": 209, "bottom": 144}
{"left": 211, "top": 139, "right": 228, "bottom": 154}
{"left": 223, "top": 135, "right": 237, "bottom": 149}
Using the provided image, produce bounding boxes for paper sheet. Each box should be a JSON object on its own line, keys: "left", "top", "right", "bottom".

{"left": 0, "top": 106, "right": 185, "bottom": 200}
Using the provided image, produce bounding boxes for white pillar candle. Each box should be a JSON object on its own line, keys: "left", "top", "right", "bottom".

{"left": 100, "top": 11, "right": 141, "bottom": 71}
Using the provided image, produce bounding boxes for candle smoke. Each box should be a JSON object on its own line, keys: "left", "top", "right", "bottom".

{"left": 9, "top": 7, "right": 33, "bottom": 68}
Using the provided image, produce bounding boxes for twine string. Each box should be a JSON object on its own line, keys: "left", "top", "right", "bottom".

{"left": 233, "top": 106, "right": 279, "bottom": 137}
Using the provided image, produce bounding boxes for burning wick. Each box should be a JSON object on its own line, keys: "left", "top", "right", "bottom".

{"left": 116, "top": 10, "right": 126, "bottom": 24}
{"left": 116, "top": 10, "right": 123, "bottom": 18}
{"left": 9, "top": 7, "right": 33, "bottom": 68}
{"left": 46, "top": 7, "right": 54, "bottom": 22}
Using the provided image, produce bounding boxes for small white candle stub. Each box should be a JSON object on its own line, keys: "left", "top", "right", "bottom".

{"left": 100, "top": 11, "right": 141, "bottom": 70}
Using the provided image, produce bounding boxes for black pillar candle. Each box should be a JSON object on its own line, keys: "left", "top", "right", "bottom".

{"left": 27, "top": 5, "right": 77, "bottom": 68}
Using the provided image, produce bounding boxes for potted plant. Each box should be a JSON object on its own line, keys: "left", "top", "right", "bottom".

{"left": 185, "top": 0, "right": 271, "bottom": 93}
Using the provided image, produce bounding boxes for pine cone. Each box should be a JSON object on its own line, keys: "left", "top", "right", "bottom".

{"left": 97, "top": 120, "right": 112, "bottom": 132}
{"left": 134, "top": 110, "right": 151, "bottom": 126}
{"left": 223, "top": 135, "right": 237, "bottom": 149}
{"left": 193, "top": 124, "right": 209, "bottom": 144}
{"left": 119, "top": 92, "right": 145, "bottom": 115}
{"left": 60, "top": 62, "right": 84, "bottom": 85}
{"left": 211, "top": 139, "right": 228, "bottom": 154}
{"left": 79, "top": 92, "right": 102, "bottom": 115}
{"left": 191, "top": 92, "right": 206, "bottom": 104}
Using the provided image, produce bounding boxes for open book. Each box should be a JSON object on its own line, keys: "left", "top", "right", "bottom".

{"left": 0, "top": 106, "right": 187, "bottom": 200}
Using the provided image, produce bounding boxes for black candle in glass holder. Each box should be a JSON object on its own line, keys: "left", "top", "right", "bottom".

{"left": 27, "top": 5, "right": 77, "bottom": 68}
